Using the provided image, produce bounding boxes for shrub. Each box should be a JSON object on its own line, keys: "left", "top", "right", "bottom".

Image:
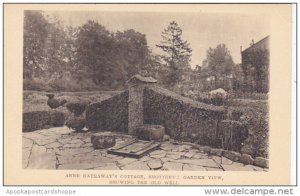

{"left": 86, "top": 91, "right": 129, "bottom": 132}
{"left": 240, "top": 111, "right": 269, "bottom": 158}
{"left": 23, "top": 111, "right": 50, "bottom": 132}
{"left": 227, "top": 99, "right": 268, "bottom": 116}
{"left": 48, "top": 78, "right": 78, "bottom": 92}
{"left": 23, "top": 76, "right": 124, "bottom": 92}
{"left": 66, "top": 102, "right": 88, "bottom": 117}
{"left": 143, "top": 86, "right": 224, "bottom": 146}
{"left": 23, "top": 78, "right": 49, "bottom": 91}
{"left": 231, "top": 109, "right": 244, "bottom": 121}
{"left": 231, "top": 92, "right": 268, "bottom": 100}
{"left": 66, "top": 117, "right": 86, "bottom": 132}
{"left": 23, "top": 110, "right": 65, "bottom": 132}
{"left": 220, "top": 120, "right": 248, "bottom": 152}
{"left": 209, "top": 88, "right": 228, "bottom": 106}
{"left": 48, "top": 111, "right": 65, "bottom": 127}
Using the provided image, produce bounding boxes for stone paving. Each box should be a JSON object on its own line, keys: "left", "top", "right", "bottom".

{"left": 23, "top": 126, "right": 267, "bottom": 171}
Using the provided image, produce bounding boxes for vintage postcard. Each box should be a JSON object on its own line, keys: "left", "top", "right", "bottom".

{"left": 3, "top": 4, "right": 293, "bottom": 185}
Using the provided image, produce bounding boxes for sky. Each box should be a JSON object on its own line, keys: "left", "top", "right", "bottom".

{"left": 47, "top": 10, "right": 270, "bottom": 69}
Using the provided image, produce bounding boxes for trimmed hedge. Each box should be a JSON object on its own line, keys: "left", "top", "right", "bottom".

{"left": 83, "top": 85, "right": 252, "bottom": 154}
{"left": 48, "top": 111, "right": 65, "bottom": 127}
{"left": 23, "top": 110, "right": 65, "bottom": 132}
{"left": 86, "top": 90, "right": 128, "bottom": 132}
{"left": 143, "top": 86, "right": 225, "bottom": 146}
{"left": 66, "top": 102, "right": 87, "bottom": 117}
{"left": 220, "top": 120, "right": 248, "bottom": 152}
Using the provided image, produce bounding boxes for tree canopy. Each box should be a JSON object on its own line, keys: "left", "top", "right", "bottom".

{"left": 156, "top": 21, "right": 192, "bottom": 86}
{"left": 23, "top": 13, "right": 160, "bottom": 91}
{"left": 23, "top": 10, "right": 49, "bottom": 78}
{"left": 24, "top": 14, "right": 248, "bottom": 93}
{"left": 201, "top": 44, "right": 235, "bottom": 88}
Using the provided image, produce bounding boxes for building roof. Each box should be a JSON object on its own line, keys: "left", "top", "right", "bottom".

{"left": 127, "top": 74, "right": 157, "bottom": 84}
{"left": 241, "top": 35, "right": 270, "bottom": 54}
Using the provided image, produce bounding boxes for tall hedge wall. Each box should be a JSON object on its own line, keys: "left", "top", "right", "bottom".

{"left": 86, "top": 90, "right": 128, "bottom": 132}
{"left": 143, "top": 86, "right": 225, "bottom": 146}
{"left": 220, "top": 120, "right": 248, "bottom": 152}
{"left": 23, "top": 110, "right": 65, "bottom": 132}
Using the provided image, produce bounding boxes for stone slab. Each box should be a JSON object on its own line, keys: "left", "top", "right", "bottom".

{"left": 27, "top": 144, "right": 57, "bottom": 169}
{"left": 45, "top": 142, "right": 63, "bottom": 149}
{"left": 211, "top": 156, "right": 222, "bottom": 165}
{"left": 58, "top": 154, "right": 113, "bottom": 170}
{"left": 222, "top": 164, "right": 253, "bottom": 171}
{"left": 183, "top": 151, "right": 196, "bottom": 158}
{"left": 55, "top": 147, "right": 94, "bottom": 156}
{"left": 244, "top": 165, "right": 264, "bottom": 171}
{"left": 163, "top": 162, "right": 183, "bottom": 171}
{"left": 160, "top": 143, "right": 176, "bottom": 151}
{"left": 173, "top": 159, "right": 219, "bottom": 168}
{"left": 193, "top": 153, "right": 209, "bottom": 159}
{"left": 22, "top": 148, "right": 31, "bottom": 168}
{"left": 94, "top": 163, "right": 121, "bottom": 170}
{"left": 147, "top": 160, "right": 163, "bottom": 169}
{"left": 222, "top": 157, "right": 233, "bottom": 165}
{"left": 183, "top": 164, "right": 206, "bottom": 171}
{"left": 139, "top": 156, "right": 153, "bottom": 162}
{"left": 121, "top": 161, "right": 150, "bottom": 170}
{"left": 166, "top": 152, "right": 184, "bottom": 160}
{"left": 23, "top": 137, "right": 34, "bottom": 148}
{"left": 205, "top": 167, "right": 224, "bottom": 171}
{"left": 117, "top": 158, "right": 138, "bottom": 167}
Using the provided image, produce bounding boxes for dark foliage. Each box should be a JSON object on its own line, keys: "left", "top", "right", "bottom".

{"left": 156, "top": 21, "right": 192, "bottom": 86}
{"left": 65, "top": 117, "right": 86, "bottom": 132}
{"left": 241, "top": 111, "right": 269, "bottom": 158}
{"left": 46, "top": 94, "right": 67, "bottom": 109}
{"left": 201, "top": 44, "right": 235, "bottom": 89}
{"left": 23, "top": 13, "right": 160, "bottom": 91}
{"left": 48, "top": 111, "right": 65, "bottom": 127}
{"left": 143, "top": 86, "right": 224, "bottom": 146}
{"left": 66, "top": 102, "right": 88, "bottom": 117}
{"left": 242, "top": 47, "right": 269, "bottom": 93}
{"left": 23, "top": 111, "right": 65, "bottom": 132}
{"left": 86, "top": 91, "right": 129, "bottom": 132}
{"left": 220, "top": 120, "right": 248, "bottom": 152}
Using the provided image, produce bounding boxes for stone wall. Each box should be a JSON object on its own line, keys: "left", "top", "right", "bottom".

{"left": 86, "top": 91, "right": 129, "bottom": 132}
{"left": 128, "top": 84, "right": 146, "bottom": 134}
{"left": 143, "top": 86, "right": 225, "bottom": 147}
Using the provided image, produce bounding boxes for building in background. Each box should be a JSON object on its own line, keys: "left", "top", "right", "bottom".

{"left": 241, "top": 36, "right": 270, "bottom": 93}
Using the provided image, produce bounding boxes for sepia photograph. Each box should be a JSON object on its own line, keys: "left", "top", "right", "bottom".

{"left": 3, "top": 3, "right": 293, "bottom": 185}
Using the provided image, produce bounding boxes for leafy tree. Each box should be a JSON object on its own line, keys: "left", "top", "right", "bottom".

{"left": 202, "top": 44, "right": 235, "bottom": 88}
{"left": 232, "top": 64, "right": 244, "bottom": 91}
{"left": 43, "top": 16, "right": 70, "bottom": 79}
{"left": 64, "top": 26, "right": 78, "bottom": 74}
{"left": 23, "top": 10, "right": 49, "bottom": 78}
{"left": 115, "top": 29, "right": 149, "bottom": 78}
{"left": 156, "top": 21, "right": 192, "bottom": 86}
{"left": 140, "top": 51, "right": 165, "bottom": 79}
{"left": 23, "top": 14, "right": 160, "bottom": 91}
{"left": 195, "top": 64, "right": 202, "bottom": 73}
{"left": 76, "top": 20, "right": 125, "bottom": 87}
{"left": 24, "top": 11, "right": 74, "bottom": 81}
